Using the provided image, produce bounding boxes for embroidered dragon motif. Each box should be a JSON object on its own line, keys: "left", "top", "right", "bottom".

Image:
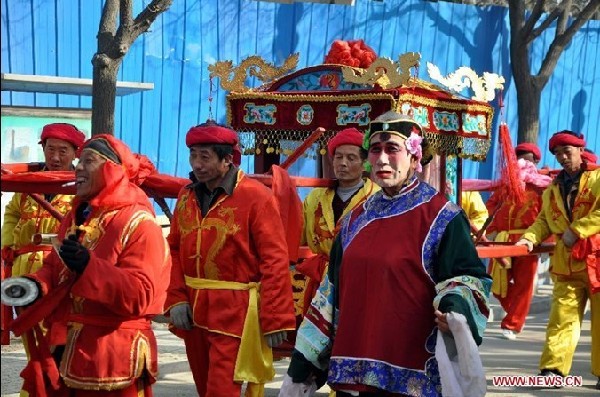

{"left": 200, "top": 206, "right": 241, "bottom": 279}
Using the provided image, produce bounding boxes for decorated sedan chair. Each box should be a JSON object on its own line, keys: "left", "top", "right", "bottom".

{"left": 209, "top": 49, "right": 504, "bottom": 356}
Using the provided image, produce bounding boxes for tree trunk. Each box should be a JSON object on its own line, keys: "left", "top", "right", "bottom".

{"left": 91, "top": 54, "right": 120, "bottom": 136}
{"left": 515, "top": 79, "right": 542, "bottom": 144}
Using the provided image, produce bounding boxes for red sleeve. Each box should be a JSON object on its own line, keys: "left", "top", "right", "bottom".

{"left": 252, "top": 193, "right": 296, "bottom": 334}
{"left": 164, "top": 192, "right": 189, "bottom": 311}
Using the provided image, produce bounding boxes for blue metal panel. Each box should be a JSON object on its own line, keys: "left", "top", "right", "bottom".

{"left": 6, "top": 0, "right": 35, "bottom": 105}
{"left": 56, "top": 0, "right": 80, "bottom": 108}
{"left": 2, "top": 0, "right": 599, "bottom": 183}
{"left": 32, "top": 0, "right": 57, "bottom": 107}
{"left": 1, "top": 0, "right": 10, "bottom": 103}
{"left": 175, "top": 0, "right": 203, "bottom": 177}
{"left": 157, "top": 0, "right": 185, "bottom": 178}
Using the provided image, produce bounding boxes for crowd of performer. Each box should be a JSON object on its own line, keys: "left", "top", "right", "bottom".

{"left": 1, "top": 114, "right": 598, "bottom": 396}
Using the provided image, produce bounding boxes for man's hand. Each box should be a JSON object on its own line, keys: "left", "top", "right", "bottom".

{"left": 265, "top": 331, "right": 287, "bottom": 347}
{"left": 170, "top": 303, "right": 192, "bottom": 330}
{"left": 486, "top": 231, "right": 498, "bottom": 242}
{"left": 562, "top": 228, "right": 578, "bottom": 248}
{"left": 434, "top": 310, "right": 450, "bottom": 334}
{"left": 515, "top": 238, "right": 533, "bottom": 252}
{"left": 59, "top": 234, "right": 90, "bottom": 274}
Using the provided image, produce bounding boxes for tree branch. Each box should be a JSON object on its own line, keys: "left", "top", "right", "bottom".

{"left": 522, "top": 0, "right": 546, "bottom": 38}
{"left": 129, "top": 0, "right": 173, "bottom": 44}
{"left": 508, "top": 0, "right": 526, "bottom": 40}
{"left": 538, "top": 0, "right": 600, "bottom": 83}
{"left": 98, "top": 0, "right": 118, "bottom": 36}
{"left": 556, "top": 0, "right": 572, "bottom": 35}
{"left": 528, "top": 5, "right": 564, "bottom": 43}
{"left": 120, "top": 0, "right": 133, "bottom": 30}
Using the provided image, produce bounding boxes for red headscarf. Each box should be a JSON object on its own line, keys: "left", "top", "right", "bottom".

{"left": 77, "top": 134, "right": 154, "bottom": 213}
{"left": 186, "top": 122, "right": 242, "bottom": 166}
{"left": 515, "top": 142, "right": 541, "bottom": 161}
{"left": 548, "top": 130, "right": 586, "bottom": 154}
{"left": 328, "top": 128, "right": 365, "bottom": 157}
{"left": 39, "top": 123, "right": 86, "bottom": 150}
{"left": 582, "top": 149, "right": 597, "bottom": 164}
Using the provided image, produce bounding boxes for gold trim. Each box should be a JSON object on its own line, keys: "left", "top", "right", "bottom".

{"left": 209, "top": 54, "right": 300, "bottom": 93}
{"left": 341, "top": 53, "right": 421, "bottom": 89}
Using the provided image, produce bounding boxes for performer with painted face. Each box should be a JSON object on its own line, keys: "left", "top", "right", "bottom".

{"left": 283, "top": 111, "right": 491, "bottom": 396}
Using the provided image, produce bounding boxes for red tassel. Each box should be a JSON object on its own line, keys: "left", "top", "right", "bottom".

{"left": 497, "top": 123, "right": 524, "bottom": 204}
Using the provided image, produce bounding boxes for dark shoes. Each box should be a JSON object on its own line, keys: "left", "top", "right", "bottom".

{"left": 596, "top": 377, "right": 600, "bottom": 390}
{"left": 538, "top": 369, "right": 563, "bottom": 388}
{"left": 538, "top": 368, "right": 563, "bottom": 377}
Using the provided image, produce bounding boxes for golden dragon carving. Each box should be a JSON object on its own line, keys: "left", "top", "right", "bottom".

{"left": 208, "top": 53, "right": 300, "bottom": 92}
{"left": 341, "top": 52, "right": 421, "bottom": 89}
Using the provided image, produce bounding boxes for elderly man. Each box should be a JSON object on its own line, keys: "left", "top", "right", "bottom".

{"left": 1, "top": 123, "right": 85, "bottom": 384}
{"left": 2, "top": 134, "right": 172, "bottom": 396}
{"left": 165, "top": 121, "right": 296, "bottom": 397}
{"left": 2, "top": 123, "right": 85, "bottom": 284}
{"left": 297, "top": 128, "right": 379, "bottom": 316}
{"left": 284, "top": 112, "right": 491, "bottom": 396}
{"left": 517, "top": 130, "right": 599, "bottom": 389}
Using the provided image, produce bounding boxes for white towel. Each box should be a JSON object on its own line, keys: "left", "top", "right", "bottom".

{"left": 278, "top": 374, "right": 319, "bottom": 397}
{"left": 435, "top": 312, "right": 487, "bottom": 397}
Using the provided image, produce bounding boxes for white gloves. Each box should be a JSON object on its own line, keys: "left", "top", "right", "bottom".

{"left": 265, "top": 331, "right": 287, "bottom": 347}
{"left": 562, "top": 228, "right": 578, "bottom": 248}
{"left": 170, "top": 303, "right": 193, "bottom": 330}
{"left": 515, "top": 238, "right": 533, "bottom": 252}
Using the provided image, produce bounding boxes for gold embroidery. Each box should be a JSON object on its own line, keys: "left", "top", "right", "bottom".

{"left": 121, "top": 211, "right": 157, "bottom": 248}
{"left": 200, "top": 206, "right": 241, "bottom": 279}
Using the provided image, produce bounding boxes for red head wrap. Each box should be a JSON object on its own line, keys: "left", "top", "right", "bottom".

{"left": 185, "top": 123, "right": 242, "bottom": 166}
{"left": 515, "top": 142, "right": 541, "bottom": 161}
{"left": 328, "top": 128, "right": 365, "bottom": 157}
{"left": 582, "top": 149, "right": 597, "bottom": 164}
{"left": 548, "top": 130, "right": 586, "bottom": 154}
{"left": 76, "top": 134, "right": 155, "bottom": 212}
{"left": 39, "top": 123, "right": 86, "bottom": 150}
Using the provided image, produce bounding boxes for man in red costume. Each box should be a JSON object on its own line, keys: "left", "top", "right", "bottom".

{"left": 1, "top": 134, "right": 172, "bottom": 396}
{"left": 1, "top": 124, "right": 85, "bottom": 397}
{"left": 486, "top": 143, "right": 552, "bottom": 340}
{"left": 165, "top": 121, "right": 296, "bottom": 397}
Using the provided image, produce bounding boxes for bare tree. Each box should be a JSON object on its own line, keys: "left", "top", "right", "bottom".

{"left": 92, "top": 0, "right": 172, "bottom": 135}
{"left": 508, "top": 0, "right": 600, "bottom": 143}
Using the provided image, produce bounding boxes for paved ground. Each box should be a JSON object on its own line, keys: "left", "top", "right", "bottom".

{"left": 2, "top": 285, "right": 597, "bottom": 396}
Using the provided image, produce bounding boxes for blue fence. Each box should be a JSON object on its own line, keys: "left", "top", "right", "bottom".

{"left": 2, "top": 0, "right": 599, "bottom": 183}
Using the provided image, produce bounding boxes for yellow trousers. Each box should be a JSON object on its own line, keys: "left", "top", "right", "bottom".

{"left": 540, "top": 271, "right": 600, "bottom": 376}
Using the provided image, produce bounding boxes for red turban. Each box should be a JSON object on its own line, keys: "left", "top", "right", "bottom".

{"left": 328, "top": 128, "right": 365, "bottom": 157}
{"left": 549, "top": 130, "right": 586, "bottom": 154}
{"left": 515, "top": 142, "right": 541, "bottom": 161}
{"left": 39, "top": 123, "right": 86, "bottom": 150}
{"left": 582, "top": 149, "right": 597, "bottom": 164}
{"left": 186, "top": 123, "right": 242, "bottom": 166}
